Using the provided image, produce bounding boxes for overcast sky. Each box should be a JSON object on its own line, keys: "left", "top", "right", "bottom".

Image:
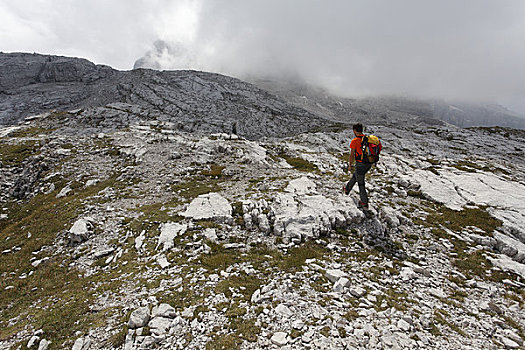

{"left": 1, "top": 0, "right": 525, "bottom": 112}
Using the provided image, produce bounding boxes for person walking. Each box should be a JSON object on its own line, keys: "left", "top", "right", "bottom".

{"left": 343, "top": 123, "right": 372, "bottom": 208}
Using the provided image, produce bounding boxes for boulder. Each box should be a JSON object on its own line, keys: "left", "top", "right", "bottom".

{"left": 27, "top": 336, "right": 39, "bottom": 348}
{"left": 157, "top": 222, "right": 187, "bottom": 251}
{"left": 37, "top": 339, "right": 51, "bottom": 350}
{"left": 148, "top": 316, "right": 172, "bottom": 335}
{"left": 270, "top": 332, "right": 289, "bottom": 346}
{"left": 128, "top": 306, "right": 150, "bottom": 329}
{"left": 69, "top": 218, "right": 94, "bottom": 244}
{"left": 325, "top": 269, "right": 347, "bottom": 283}
{"left": 333, "top": 277, "right": 350, "bottom": 293}
{"left": 152, "top": 303, "right": 177, "bottom": 318}
{"left": 349, "top": 286, "right": 367, "bottom": 298}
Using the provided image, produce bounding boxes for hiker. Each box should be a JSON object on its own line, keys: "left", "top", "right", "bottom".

{"left": 343, "top": 123, "right": 372, "bottom": 208}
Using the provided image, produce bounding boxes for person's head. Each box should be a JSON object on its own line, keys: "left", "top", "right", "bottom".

{"left": 353, "top": 123, "right": 363, "bottom": 135}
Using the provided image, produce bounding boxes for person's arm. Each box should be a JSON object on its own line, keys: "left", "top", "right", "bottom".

{"left": 349, "top": 149, "right": 356, "bottom": 172}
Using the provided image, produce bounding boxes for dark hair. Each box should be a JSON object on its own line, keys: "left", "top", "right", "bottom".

{"left": 353, "top": 123, "right": 363, "bottom": 133}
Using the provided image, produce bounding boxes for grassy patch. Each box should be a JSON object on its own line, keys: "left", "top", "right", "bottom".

{"left": 125, "top": 200, "right": 183, "bottom": 233}
{"left": 278, "top": 241, "right": 327, "bottom": 272}
{"left": 426, "top": 158, "right": 440, "bottom": 166}
{"left": 427, "top": 206, "right": 502, "bottom": 235}
{"left": 8, "top": 127, "right": 52, "bottom": 138}
{"left": 215, "top": 274, "right": 262, "bottom": 300}
{"left": 374, "top": 288, "right": 410, "bottom": 312}
{"left": 407, "top": 190, "right": 425, "bottom": 199}
{"left": 171, "top": 177, "right": 222, "bottom": 200}
{"left": 434, "top": 309, "right": 467, "bottom": 337}
{"left": 200, "top": 243, "right": 237, "bottom": 272}
{"left": 0, "top": 140, "right": 41, "bottom": 166}
{"left": 201, "top": 163, "right": 226, "bottom": 178}
{"left": 278, "top": 153, "right": 318, "bottom": 172}
{"left": 0, "top": 174, "right": 130, "bottom": 347}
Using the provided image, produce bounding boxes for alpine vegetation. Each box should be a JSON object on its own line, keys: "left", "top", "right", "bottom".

{"left": 0, "top": 53, "right": 524, "bottom": 350}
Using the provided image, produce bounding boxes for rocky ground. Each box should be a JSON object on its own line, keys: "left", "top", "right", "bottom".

{"left": 1, "top": 110, "right": 524, "bottom": 350}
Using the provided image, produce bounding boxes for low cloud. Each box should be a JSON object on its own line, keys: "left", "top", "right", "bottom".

{"left": 2, "top": 0, "right": 525, "bottom": 109}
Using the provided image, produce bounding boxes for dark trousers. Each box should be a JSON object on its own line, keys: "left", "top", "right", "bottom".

{"left": 345, "top": 162, "right": 372, "bottom": 204}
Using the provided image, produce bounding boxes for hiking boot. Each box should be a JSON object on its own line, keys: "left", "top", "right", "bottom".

{"left": 342, "top": 184, "right": 350, "bottom": 195}
{"left": 357, "top": 201, "right": 368, "bottom": 209}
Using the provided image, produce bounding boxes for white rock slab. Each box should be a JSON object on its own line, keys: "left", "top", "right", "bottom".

{"left": 72, "top": 337, "right": 86, "bottom": 350}
{"left": 397, "top": 319, "right": 411, "bottom": 332}
{"left": 152, "top": 303, "right": 177, "bottom": 318}
{"left": 157, "top": 222, "right": 187, "bottom": 251}
{"left": 135, "top": 230, "right": 146, "bottom": 251}
{"left": 349, "top": 286, "right": 367, "bottom": 298}
{"left": 148, "top": 317, "right": 172, "bottom": 335}
{"left": 325, "top": 269, "right": 347, "bottom": 283}
{"left": 333, "top": 277, "right": 350, "bottom": 293}
{"left": 181, "top": 193, "right": 232, "bottom": 222}
{"left": 27, "top": 336, "right": 39, "bottom": 348}
{"left": 285, "top": 176, "right": 317, "bottom": 195}
{"left": 489, "top": 255, "right": 525, "bottom": 279}
{"left": 56, "top": 185, "right": 72, "bottom": 198}
{"left": 157, "top": 255, "right": 170, "bottom": 269}
{"left": 203, "top": 228, "right": 218, "bottom": 242}
{"left": 37, "top": 339, "right": 51, "bottom": 350}
{"left": 270, "top": 332, "right": 289, "bottom": 346}
{"left": 413, "top": 169, "right": 465, "bottom": 210}
{"left": 272, "top": 193, "right": 357, "bottom": 241}
{"left": 428, "top": 288, "right": 446, "bottom": 299}
{"left": 251, "top": 289, "right": 262, "bottom": 303}
{"left": 500, "top": 336, "right": 520, "bottom": 349}
{"left": 275, "top": 304, "right": 293, "bottom": 317}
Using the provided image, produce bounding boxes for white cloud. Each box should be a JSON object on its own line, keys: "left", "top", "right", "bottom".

{"left": 1, "top": 0, "right": 525, "bottom": 109}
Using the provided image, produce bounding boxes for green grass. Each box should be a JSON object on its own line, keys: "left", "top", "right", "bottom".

{"left": 427, "top": 206, "right": 502, "bottom": 235}
{"left": 0, "top": 140, "right": 41, "bottom": 166}
{"left": 0, "top": 174, "right": 137, "bottom": 348}
{"left": 278, "top": 153, "right": 318, "bottom": 172}
{"left": 434, "top": 309, "right": 467, "bottom": 337}
{"left": 201, "top": 163, "right": 226, "bottom": 178}
{"left": 215, "top": 274, "right": 262, "bottom": 300}
{"left": 200, "top": 242, "right": 237, "bottom": 272}
{"left": 278, "top": 241, "right": 327, "bottom": 272}
{"left": 7, "top": 127, "right": 53, "bottom": 138}
{"left": 171, "top": 177, "right": 223, "bottom": 200}
{"left": 125, "top": 200, "right": 183, "bottom": 234}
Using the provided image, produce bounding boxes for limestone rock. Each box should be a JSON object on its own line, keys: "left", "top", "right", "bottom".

{"left": 333, "top": 277, "right": 350, "bottom": 293}
{"left": 275, "top": 304, "right": 293, "bottom": 317}
{"left": 128, "top": 306, "right": 150, "bottom": 329}
{"left": 37, "top": 339, "right": 51, "bottom": 350}
{"left": 157, "top": 255, "right": 170, "bottom": 269}
{"left": 181, "top": 193, "right": 233, "bottom": 222}
{"left": 148, "top": 316, "right": 172, "bottom": 335}
{"left": 157, "top": 222, "right": 187, "bottom": 251}
{"left": 152, "top": 303, "right": 177, "bottom": 318}
{"left": 325, "top": 269, "right": 347, "bottom": 283}
{"left": 270, "top": 332, "right": 289, "bottom": 346}
{"left": 69, "top": 218, "right": 94, "bottom": 244}
{"left": 500, "top": 336, "right": 520, "bottom": 349}
{"left": 349, "top": 286, "right": 367, "bottom": 298}
{"left": 27, "top": 336, "right": 39, "bottom": 348}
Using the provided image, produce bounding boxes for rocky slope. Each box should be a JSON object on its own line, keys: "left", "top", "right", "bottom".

{"left": 1, "top": 104, "right": 524, "bottom": 349}
{"left": 252, "top": 79, "right": 525, "bottom": 130}
{"left": 0, "top": 53, "right": 324, "bottom": 139}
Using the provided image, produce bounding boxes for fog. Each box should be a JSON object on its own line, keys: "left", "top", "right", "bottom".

{"left": 2, "top": 0, "right": 525, "bottom": 111}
